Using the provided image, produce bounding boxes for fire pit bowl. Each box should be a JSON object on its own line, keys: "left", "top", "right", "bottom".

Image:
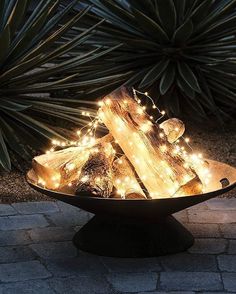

{"left": 27, "top": 160, "right": 236, "bottom": 257}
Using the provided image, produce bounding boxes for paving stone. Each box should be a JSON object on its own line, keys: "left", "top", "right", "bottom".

{"left": 0, "top": 204, "right": 17, "bottom": 216}
{"left": 56, "top": 201, "right": 81, "bottom": 214}
{"left": 12, "top": 201, "right": 59, "bottom": 215}
{"left": 30, "top": 241, "right": 77, "bottom": 259}
{"left": 173, "top": 210, "right": 188, "bottom": 223}
{"left": 106, "top": 272, "right": 158, "bottom": 293}
{"left": 188, "top": 210, "right": 236, "bottom": 224}
{"left": 0, "top": 280, "right": 54, "bottom": 294}
{"left": 47, "top": 209, "right": 90, "bottom": 227}
{"left": 46, "top": 255, "right": 107, "bottom": 277}
{"left": 206, "top": 198, "right": 236, "bottom": 210}
{"left": 185, "top": 223, "right": 221, "bottom": 238}
{"left": 101, "top": 257, "right": 162, "bottom": 273}
{"left": 159, "top": 272, "right": 222, "bottom": 291}
{"left": 0, "top": 261, "right": 51, "bottom": 282}
{"left": 218, "top": 255, "right": 236, "bottom": 272}
{"left": 187, "top": 202, "right": 208, "bottom": 211}
{"left": 0, "top": 230, "right": 30, "bottom": 246}
{"left": 29, "top": 227, "right": 74, "bottom": 243}
{"left": 138, "top": 291, "right": 195, "bottom": 294}
{"left": 200, "top": 292, "right": 233, "bottom": 294}
{"left": 49, "top": 275, "right": 112, "bottom": 294}
{"left": 0, "top": 215, "right": 49, "bottom": 231}
{"left": 0, "top": 246, "right": 36, "bottom": 263}
{"left": 228, "top": 240, "right": 236, "bottom": 254}
{"left": 220, "top": 224, "right": 236, "bottom": 239}
{"left": 222, "top": 273, "right": 236, "bottom": 292}
{"left": 188, "top": 238, "right": 227, "bottom": 254}
{"left": 159, "top": 253, "right": 217, "bottom": 272}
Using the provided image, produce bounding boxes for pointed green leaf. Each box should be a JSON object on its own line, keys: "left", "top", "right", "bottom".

{"left": 1, "top": 99, "right": 31, "bottom": 111}
{"left": 8, "top": 0, "right": 28, "bottom": 36}
{"left": 159, "top": 63, "right": 175, "bottom": 95}
{"left": 177, "top": 76, "right": 195, "bottom": 99}
{"left": 132, "top": 8, "right": 169, "bottom": 43}
{"left": 173, "top": 19, "right": 193, "bottom": 44}
{"left": 0, "top": 129, "right": 11, "bottom": 171}
{"left": 0, "top": 117, "right": 31, "bottom": 161}
{"left": 139, "top": 59, "right": 169, "bottom": 88}
{"left": 191, "top": 0, "right": 213, "bottom": 24}
{"left": 157, "top": 0, "right": 176, "bottom": 37}
{"left": 177, "top": 62, "right": 201, "bottom": 93}
{"left": 0, "top": 24, "right": 10, "bottom": 63}
{"left": 174, "top": 0, "right": 185, "bottom": 24}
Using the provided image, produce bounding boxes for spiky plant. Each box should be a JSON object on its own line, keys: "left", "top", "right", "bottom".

{"left": 0, "top": 0, "right": 118, "bottom": 171}
{"left": 74, "top": 0, "right": 236, "bottom": 120}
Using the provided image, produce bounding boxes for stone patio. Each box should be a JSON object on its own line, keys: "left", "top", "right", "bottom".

{"left": 0, "top": 198, "right": 236, "bottom": 293}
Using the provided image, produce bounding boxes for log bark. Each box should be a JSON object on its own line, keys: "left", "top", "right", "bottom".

{"left": 32, "top": 134, "right": 112, "bottom": 190}
{"left": 112, "top": 156, "right": 146, "bottom": 199}
{"left": 99, "top": 88, "right": 202, "bottom": 198}
{"left": 160, "top": 118, "right": 185, "bottom": 143}
{"left": 75, "top": 140, "right": 115, "bottom": 197}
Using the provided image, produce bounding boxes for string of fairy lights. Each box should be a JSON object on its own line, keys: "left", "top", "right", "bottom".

{"left": 41, "top": 88, "right": 211, "bottom": 196}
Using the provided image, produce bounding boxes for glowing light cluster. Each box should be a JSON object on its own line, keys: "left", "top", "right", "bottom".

{"left": 39, "top": 88, "right": 211, "bottom": 197}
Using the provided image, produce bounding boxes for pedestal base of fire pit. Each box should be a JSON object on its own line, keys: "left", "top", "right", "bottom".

{"left": 73, "top": 215, "right": 194, "bottom": 257}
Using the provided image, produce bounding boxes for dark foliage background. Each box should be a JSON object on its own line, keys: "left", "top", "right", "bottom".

{"left": 0, "top": 0, "right": 117, "bottom": 171}
{"left": 68, "top": 0, "right": 236, "bottom": 121}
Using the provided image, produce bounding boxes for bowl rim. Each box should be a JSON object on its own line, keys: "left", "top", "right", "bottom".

{"left": 26, "top": 159, "right": 236, "bottom": 202}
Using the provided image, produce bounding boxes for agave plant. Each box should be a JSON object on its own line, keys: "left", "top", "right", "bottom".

{"left": 74, "top": 0, "right": 236, "bottom": 120}
{"left": 0, "top": 0, "right": 119, "bottom": 171}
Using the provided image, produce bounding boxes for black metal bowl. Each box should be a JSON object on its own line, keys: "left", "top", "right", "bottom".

{"left": 27, "top": 160, "right": 236, "bottom": 257}
{"left": 27, "top": 160, "right": 236, "bottom": 220}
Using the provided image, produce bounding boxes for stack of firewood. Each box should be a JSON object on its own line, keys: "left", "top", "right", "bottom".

{"left": 32, "top": 88, "right": 204, "bottom": 199}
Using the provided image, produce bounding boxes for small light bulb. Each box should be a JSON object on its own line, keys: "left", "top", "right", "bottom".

{"left": 185, "top": 137, "right": 190, "bottom": 143}
{"left": 105, "top": 98, "right": 111, "bottom": 105}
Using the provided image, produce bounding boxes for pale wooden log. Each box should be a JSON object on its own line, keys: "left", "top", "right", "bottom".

{"left": 99, "top": 88, "right": 202, "bottom": 198}
{"left": 112, "top": 156, "right": 146, "bottom": 199}
{"left": 160, "top": 118, "right": 185, "bottom": 143}
{"left": 32, "top": 134, "right": 112, "bottom": 190}
{"left": 76, "top": 141, "right": 115, "bottom": 197}
{"left": 174, "top": 175, "right": 203, "bottom": 197}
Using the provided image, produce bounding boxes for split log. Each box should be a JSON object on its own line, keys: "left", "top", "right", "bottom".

{"left": 174, "top": 175, "right": 203, "bottom": 197}
{"left": 99, "top": 88, "right": 202, "bottom": 198}
{"left": 76, "top": 140, "right": 115, "bottom": 197}
{"left": 160, "top": 118, "right": 185, "bottom": 143}
{"left": 112, "top": 156, "right": 146, "bottom": 199}
{"left": 32, "top": 134, "right": 112, "bottom": 190}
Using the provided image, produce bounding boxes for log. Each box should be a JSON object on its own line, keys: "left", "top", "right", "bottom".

{"left": 160, "top": 118, "right": 185, "bottom": 143}
{"left": 174, "top": 175, "right": 203, "bottom": 197}
{"left": 112, "top": 156, "right": 146, "bottom": 199}
{"left": 76, "top": 140, "right": 115, "bottom": 197}
{"left": 99, "top": 88, "right": 202, "bottom": 198}
{"left": 32, "top": 134, "right": 112, "bottom": 190}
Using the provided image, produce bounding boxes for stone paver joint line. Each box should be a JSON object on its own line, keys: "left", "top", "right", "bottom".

{"left": 0, "top": 197, "right": 235, "bottom": 293}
